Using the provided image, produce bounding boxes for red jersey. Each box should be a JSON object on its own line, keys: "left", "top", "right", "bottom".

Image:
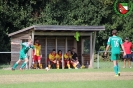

{"left": 123, "top": 42, "right": 132, "bottom": 54}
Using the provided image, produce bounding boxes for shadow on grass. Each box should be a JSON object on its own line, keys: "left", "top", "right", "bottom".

{"left": 0, "top": 63, "right": 10, "bottom": 69}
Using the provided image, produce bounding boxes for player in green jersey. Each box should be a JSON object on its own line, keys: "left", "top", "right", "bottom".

{"left": 11, "top": 39, "right": 34, "bottom": 71}
{"left": 104, "top": 30, "right": 126, "bottom": 76}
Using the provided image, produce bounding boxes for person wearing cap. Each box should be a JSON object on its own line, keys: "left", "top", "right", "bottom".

{"left": 104, "top": 30, "right": 126, "bottom": 76}
{"left": 123, "top": 38, "right": 132, "bottom": 68}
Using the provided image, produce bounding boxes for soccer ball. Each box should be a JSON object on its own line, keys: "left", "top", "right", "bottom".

{"left": 45, "top": 67, "right": 49, "bottom": 71}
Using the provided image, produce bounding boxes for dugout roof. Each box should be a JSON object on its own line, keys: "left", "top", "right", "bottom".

{"left": 8, "top": 25, "right": 105, "bottom": 37}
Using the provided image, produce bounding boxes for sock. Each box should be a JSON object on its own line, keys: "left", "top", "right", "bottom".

{"left": 117, "top": 64, "right": 120, "bottom": 73}
{"left": 39, "top": 64, "right": 42, "bottom": 69}
{"left": 48, "top": 64, "right": 51, "bottom": 69}
{"left": 20, "top": 62, "right": 27, "bottom": 69}
{"left": 67, "top": 63, "right": 70, "bottom": 69}
{"left": 33, "top": 64, "right": 37, "bottom": 69}
{"left": 114, "top": 66, "right": 118, "bottom": 75}
{"left": 56, "top": 64, "right": 59, "bottom": 69}
{"left": 73, "top": 64, "right": 76, "bottom": 69}
{"left": 12, "top": 63, "right": 18, "bottom": 69}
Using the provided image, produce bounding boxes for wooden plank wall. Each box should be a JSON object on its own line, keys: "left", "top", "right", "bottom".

{"left": 47, "top": 38, "right": 55, "bottom": 55}
{"left": 57, "top": 38, "right": 65, "bottom": 54}
{"left": 67, "top": 38, "right": 74, "bottom": 51}
{"left": 82, "top": 54, "right": 90, "bottom": 66}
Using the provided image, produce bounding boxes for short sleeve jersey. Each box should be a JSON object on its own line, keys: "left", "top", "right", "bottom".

{"left": 107, "top": 36, "right": 123, "bottom": 54}
{"left": 56, "top": 54, "right": 62, "bottom": 60}
{"left": 34, "top": 44, "right": 41, "bottom": 56}
{"left": 64, "top": 53, "right": 72, "bottom": 60}
{"left": 49, "top": 53, "right": 57, "bottom": 61}
{"left": 20, "top": 42, "right": 34, "bottom": 54}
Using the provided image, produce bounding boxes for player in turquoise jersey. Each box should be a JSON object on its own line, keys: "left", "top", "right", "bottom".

{"left": 104, "top": 30, "right": 126, "bottom": 76}
{"left": 11, "top": 39, "right": 34, "bottom": 71}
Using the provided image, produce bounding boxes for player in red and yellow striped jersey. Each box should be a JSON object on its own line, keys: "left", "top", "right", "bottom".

{"left": 33, "top": 39, "right": 42, "bottom": 69}
{"left": 56, "top": 50, "right": 63, "bottom": 69}
{"left": 48, "top": 49, "right": 58, "bottom": 69}
{"left": 64, "top": 50, "right": 72, "bottom": 69}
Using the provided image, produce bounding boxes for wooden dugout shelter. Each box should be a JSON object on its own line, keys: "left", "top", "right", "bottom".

{"left": 9, "top": 25, "right": 105, "bottom": 69}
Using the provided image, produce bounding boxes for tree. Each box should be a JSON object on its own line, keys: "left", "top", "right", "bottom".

{"left": 0, "top": 0, "right": 133, "bottom": 63}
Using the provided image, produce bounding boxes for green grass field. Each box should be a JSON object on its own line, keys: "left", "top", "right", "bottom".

{"left": 0, "top": 68, "right": 133, "bottom": 88}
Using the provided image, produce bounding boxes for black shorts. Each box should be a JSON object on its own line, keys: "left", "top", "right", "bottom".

{"left": 123, "top": 54, "right": 132, "bottom": 60}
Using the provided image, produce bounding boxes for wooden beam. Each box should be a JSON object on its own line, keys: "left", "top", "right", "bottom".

{"left": 65, "top": 37, "right": 67, "bottom": 53}
{"left": 89, "top": 33, "right": 93, "bottom": 68}
{"left": 81, "top": 37, "right": 84, "bottom": 66}
{"left": 62, "top": 37, "right": 68, "bottom": 69}
{"left": 29, "top": 30, "right": 34, "bottom": 69}
{"left": 34, "top": 32, "right": 92, "bottom": 36}
{"left": 92, "top": 32, "right": 96, "bottom": 68}
{"left": 89, "top": 32, "right": 96, "bottom": 68}
{"left": 55, "top": 37, "right": 57, "bottom": 53}
{"left": 45, "top": 37, "right": 47, "bottom": 67}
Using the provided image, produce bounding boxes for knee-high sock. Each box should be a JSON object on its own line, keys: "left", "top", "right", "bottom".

{"left": 114, "top": 66, "right": 118, "bottom": 75}
{"left": 48, "top": 64, "right": 51, "bottom": 69}
{"left": 12, "top": 63, "right": 18, "bottom": 69}
{"left": 67, "top": 63, "right": 70, "bottom": 69}
{"left": 21, "top": 62, "right": 27, "bottom": 69}
{"left": 39, "top": 64, "right": 42, "bottom": 69}
{"left": 56, "top": 64, "right": 59, "bottom": 69}
{"left": 117, "top": 64, "right": 120, "bottom": 73}
{"left": 33, "top": 64, "right": 37, "bottom": 69}
{"left": 73, "top": 63, "right": 76, "bottom": 69}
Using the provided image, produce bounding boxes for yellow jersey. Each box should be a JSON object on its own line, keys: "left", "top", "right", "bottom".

{"left": 49, "top": 53, "right": 57, "bottom": 61}
{"left": 34, "top": 44, "right": 41, "bottom": 56}
{"left": 64, "top": 53, "right": 72, "bottom": 60}
{"left": 56, "top": 54, "right": 62, "bottom": 60}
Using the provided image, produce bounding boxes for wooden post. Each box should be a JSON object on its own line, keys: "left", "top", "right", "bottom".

{"left": 62, "top": 52, "right": 64, "bottom": 69}
{"left": 45, "top": 37, "right": 47, "bottom": 67}
{"left": 29, "top": 30, "right": 34, "bottom": 69}
{"left": 89, "top": 32, "right": 96, "bottom": 68}
{"left": 62, "top": 37, "right": 68, "bottom": 69}
{"left": 55, "top": 37, "right": 57, "bottom": 52}
{"left": 92, "top": 32, "right": 96, "bottom": 68}
{"left": 65, "top": 37, "right": 67, "bottom": 53}
{"left": 81, "top": 38, "right": 84, "bottom": 66}
{"left": 89, "top": 33, "right": 93, "bottom": 68}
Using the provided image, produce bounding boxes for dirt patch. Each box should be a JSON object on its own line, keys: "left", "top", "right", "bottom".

{"left": 0, "top": 72, "right": 133, "bottom": 84}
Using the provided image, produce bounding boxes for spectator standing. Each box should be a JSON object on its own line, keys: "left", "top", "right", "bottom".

{"left": 123, "top": 38, "right": 132, "bottom": 68}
